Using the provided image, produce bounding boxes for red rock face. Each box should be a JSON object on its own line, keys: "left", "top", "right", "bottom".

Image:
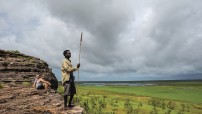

{"left": 0, "top": 86, "right": 84, "bottom": 114}
{"left": 0, "top": 50, "right": 58, "bottom": 90}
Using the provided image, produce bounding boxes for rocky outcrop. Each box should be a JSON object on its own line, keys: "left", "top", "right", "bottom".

{"left": 0, "top": 49, "right": 58, "bottom": 90}
{"left": 0, "top": 50, "right": 84, "bottom": 113}
{"left": 0, "top": 85, "right": 84, "bottom": 114}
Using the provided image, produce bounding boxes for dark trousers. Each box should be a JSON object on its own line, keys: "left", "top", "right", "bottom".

{"left": 63, "top": 81, "right": 76, "bottom": 107}
{"left": 64, "top": 94, "right": 74, "bottom": 107}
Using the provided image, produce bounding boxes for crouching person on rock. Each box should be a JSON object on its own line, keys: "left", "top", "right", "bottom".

{"left": 33, "top": 75, "right": 51, "bottom": 90}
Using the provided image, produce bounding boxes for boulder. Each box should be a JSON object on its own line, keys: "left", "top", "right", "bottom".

{"left": 0, "top": 49, "right": 58, "bottom": 90}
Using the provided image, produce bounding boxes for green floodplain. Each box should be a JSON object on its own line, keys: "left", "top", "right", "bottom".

{"left": 58, "top": 80, "right": 202, "bottom": 114}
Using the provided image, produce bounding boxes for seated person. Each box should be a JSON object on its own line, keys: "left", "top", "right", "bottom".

{"left": 33, "top": 75, "right": 51, "bottom": 89}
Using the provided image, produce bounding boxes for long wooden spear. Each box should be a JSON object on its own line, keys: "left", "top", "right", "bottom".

{"left": 79, "top": 32, "right": 83, "bottom": 64}
{"left": 78, "top": 32, "right": 82, "bottom": 83}
{"left": 76, "top": 32, "right": 83, "bottom": 99}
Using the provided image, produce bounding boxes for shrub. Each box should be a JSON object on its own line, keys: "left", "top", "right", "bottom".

{"left": 149, "top": 98, "right": 166, "bottom": 109}
{"left": 124, "top": 99, "right": 134, "bottom": 114}
{"left": 150, "top": 107, "right": 158, "bottom": 114}
{"left": 57, "top": 86, "right": 64, "bottom": 95}
{"left": 165, "top": 109, "right": 172, "bottom": 114}
{"left": 167, "top": 101, "right": 176, "bottom": 110}
{"left": 8, "top": 50, "right": 20, "bottom": 53}
{"left": 13, "top": 50, "right": 20, "bottom": 53}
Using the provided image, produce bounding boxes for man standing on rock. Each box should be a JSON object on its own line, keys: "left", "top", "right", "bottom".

{"left": 61, "top": 50, "right": 80, "bottom": 109}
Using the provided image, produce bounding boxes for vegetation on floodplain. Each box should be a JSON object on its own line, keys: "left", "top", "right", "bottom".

{"left": 57, "top": 81, "right": 202, "bottom": 114}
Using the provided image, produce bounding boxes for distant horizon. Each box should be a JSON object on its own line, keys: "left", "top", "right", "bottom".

{"left": 52, "top": 68, "right": 202, "bottom": 81}
{"left": 57, "top": 79, "right": 202, "bottom": 82}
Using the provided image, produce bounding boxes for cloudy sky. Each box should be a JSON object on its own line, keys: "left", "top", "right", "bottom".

{"left": 0, "top": 0, "right": 202, "bottom": 81}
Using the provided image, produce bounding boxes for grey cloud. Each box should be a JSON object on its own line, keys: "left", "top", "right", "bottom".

{"left": 0, "top": 0, "right": 70, "bottom": 67}
{"left": 1, "top": 0, "right": 202, "bottom": 80}
{"left": 46, "top": 0, "right": 134, "bottom": 34}
{"left": 46, "top": 0, "right": 136, "bottom": 65}
{"left": 134, "top": 0, "right": 202, "bottom": 75}
{"left": 45, "top": 0, "right": 202, "bottom": 78}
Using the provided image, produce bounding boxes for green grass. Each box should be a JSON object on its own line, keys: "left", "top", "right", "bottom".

{"left": 58, "top": 82, "right": 202, "bottom": 114}
{"left": 80, "top": 85, "right": 202, "bottom": 103}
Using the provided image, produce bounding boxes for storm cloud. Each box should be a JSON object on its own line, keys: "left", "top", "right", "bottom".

{"left": 0, "top": 0, "right": 202, "bottom": 80}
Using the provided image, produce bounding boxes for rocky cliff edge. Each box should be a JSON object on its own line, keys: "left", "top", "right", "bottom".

{"left": 0, "top": 49, "right": 58, "bottom": 90}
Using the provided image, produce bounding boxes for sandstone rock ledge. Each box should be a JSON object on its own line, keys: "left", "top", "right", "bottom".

{"left": 0, "top": 86, "right": 84, "bottom": 114}
{"left": 0, "top": 49, "right": 58, "bottom": 90}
